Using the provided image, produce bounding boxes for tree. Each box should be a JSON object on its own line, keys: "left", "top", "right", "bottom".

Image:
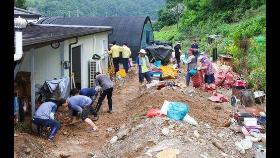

{"left": 15, "top": 0, "right": 27, "bottom": 9}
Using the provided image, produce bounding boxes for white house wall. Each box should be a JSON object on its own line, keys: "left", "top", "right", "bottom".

{"left": 64, "top": 32, "right": 109, "bottom": 88}
{"left": 19, "top": 45, "right": 63, "bottom": 85}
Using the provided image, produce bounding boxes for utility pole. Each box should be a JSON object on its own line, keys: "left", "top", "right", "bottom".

{"left": 68, "top": 11, "right": 71, "bottom": 17}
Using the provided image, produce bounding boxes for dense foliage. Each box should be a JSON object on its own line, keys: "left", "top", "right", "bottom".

{"left": 155, "top": 0, "right": 266, "bottom": 91}
{"left": 15, "top": 0, "right": 27, "bottom": 9}
{"left": 25, "top": 0, "right": 166, "bottom": 20}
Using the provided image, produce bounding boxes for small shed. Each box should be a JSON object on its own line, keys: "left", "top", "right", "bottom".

{"left": 37, "top": 16, "right": 154, "bottom": 60}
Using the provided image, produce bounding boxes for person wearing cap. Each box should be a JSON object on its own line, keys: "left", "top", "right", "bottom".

{"left": 108, "top": 41, "right": 121, "bottom": 73}
{"left": 174, "top": 42, "right": 182, "bottom": 68}
{"left": 186, "top": 48, "right": 197, "bottom": 86}
{"left": 191, "top": 39, "right": 199, "bottom": 62}
{"left": 121, "top": 43, "right": 132, "bottom": 73}
{"left": 199, "top": 56, "right": 216, "bottom": 87}
{"left": 136, "top": 49, "right": 152, "bottom": 84}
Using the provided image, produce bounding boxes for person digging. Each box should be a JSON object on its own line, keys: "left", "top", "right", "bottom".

{"left": 67, "top": 88, "right": 99, "bottom": 131}
{"left": 32, "top": 98, "right": 67, "bottom": 141}
{"left": 95, "top": 72, "right": 114, "bottom": 114}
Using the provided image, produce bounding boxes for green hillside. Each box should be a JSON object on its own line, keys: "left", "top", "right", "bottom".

{"left": 154, "top": 0, "right": 266, "bottom": 91}
{"left": 25, "top": 0, "right": 166, "bottom": 20}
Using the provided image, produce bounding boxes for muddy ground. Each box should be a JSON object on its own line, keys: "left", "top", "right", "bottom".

{"left": 14, "top": 66, "right": 265, "bottom": 158}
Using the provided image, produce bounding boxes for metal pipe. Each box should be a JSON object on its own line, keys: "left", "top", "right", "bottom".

{"left": 68, "top": 37, "right": 78, "bottom": 88}
{"left": 14, "top": 31, "right": 23, "bottom": 61}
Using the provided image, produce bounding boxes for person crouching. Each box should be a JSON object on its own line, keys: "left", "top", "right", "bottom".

{"left": 32, "top": 98, "right": 67, "bottom": 141}
{"left": 67, "top": 88, "right": 98, "bottom": 131}
{"left": 199, "top": 56, "right": 216, "bottom": 89}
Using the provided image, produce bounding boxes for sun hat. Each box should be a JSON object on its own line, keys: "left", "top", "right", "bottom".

{"left": 139, "top": 49, "right": 147, "bottom": 54}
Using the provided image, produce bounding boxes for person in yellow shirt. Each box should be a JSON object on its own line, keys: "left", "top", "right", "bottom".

{"left": 121, "top": 43, "right": 132, "bottom": 73}
{"left": 108, "top": 41, "right": 121, "bottom": 73}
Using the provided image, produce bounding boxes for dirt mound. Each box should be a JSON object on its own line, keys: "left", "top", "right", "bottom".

{"left": 124, "top": 86, "right": 232, "bottom": 128}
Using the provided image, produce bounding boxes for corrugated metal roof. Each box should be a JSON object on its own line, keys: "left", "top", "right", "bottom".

{"left": 22, "top": 24, "right": 112, "bottom": 48}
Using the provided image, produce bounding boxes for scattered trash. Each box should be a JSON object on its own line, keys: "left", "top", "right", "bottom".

{"left": 208, "top": 92, "right": 228, "bottom": 103}
{"left": 146, "top": 80, "right": 160, "bottom": 89}
{"left": 154, "top": 60, "right": 162, "bottom": 68}
{"left": 235, "top": 138, "right": 253, "bottom": 154}
{"left": 63, "top": 132, "right": 68, "bottom": 135}
{"left": 162, "top": 128, "right": 170, "bottom": 136}
{"left": 110, "top": 136, "right": 118, "bottom": 144}
{"left": 155, "top": 148, "right": 179, "bottom": 158}
{"left": 161, "top": 100, "right": 171, "bottom": 115}
{"left": 160, "top": 66, "right": 178, "bottom": 79}
{"left": 116, "top": 69, "right": 126, "bottom": 78}
{"left": 166, "top": 102, "right": 189, "bottom": 121}
{"left": 183, "top": 114, "right": 198, "bottom": 126}
{"left": 244, "top": 118, "right": 258, "bottom": 126}
{"left": 147, "top": 108, "right": 163, "bottom": 118}
{"left": 241, "top": 126, "right": 250, "bottom": 136}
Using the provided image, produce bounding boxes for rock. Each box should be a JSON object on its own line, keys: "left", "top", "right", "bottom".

{"left": 25, "top": 148, "right": 31, "bottom": 155}
{"left": 194, "top": 130, "right": 200, "bottom": 138}
{"left": 120, "top": 124, "right": 126, "bottom": 129}
{"left": 214, "top": 106, "right": 222, "bottom": 110}
{"left": 199, "top": 154, "right": 208, "bottom": 158}
{"left": 110, "top": 136, "right": 118, "bottom": 144}
{"left": 60, "top": 154, "right": 71, "bottom": 158}
{"left": 221, "top": 152, "right": 228, "bottom": 157}
{"left": 155, "top": 148, "right": 179, "bottom": 158}
{"left": 205, "top": 124, "right": 211, "bottom": 129}
{"left": 212, "top": 140, "right": 225, "bottom": 152}
{"left": 63, "top": 132, "right": 68, "bottom": 135}
{"left": 116, "top": 129, "right": 130, "bottom": 140}
{"left": 106, "top": 127, "right": 113, "bottom": 132}
{"left": 14, "top": 133, "right": 19, "bottom": 137}
{"left": 145, "top": 152, "right": 153, "bottom": 157}
{"left": 162, "top": 128, "right": 170, "bottom": 136}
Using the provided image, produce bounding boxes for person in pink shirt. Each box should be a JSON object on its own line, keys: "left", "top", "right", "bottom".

{"left": 200, "top": 56, "right": 215, "bottom": 87}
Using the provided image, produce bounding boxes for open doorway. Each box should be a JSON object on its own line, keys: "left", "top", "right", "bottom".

{"left": 72, "top": 46, "right": 82, "bottom": 89}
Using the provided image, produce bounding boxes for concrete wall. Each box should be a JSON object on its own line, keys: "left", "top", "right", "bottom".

{"left": 19, "top": 31, "right": 109, "bottom": 88}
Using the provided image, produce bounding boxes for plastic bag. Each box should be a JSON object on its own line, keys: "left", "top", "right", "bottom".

{"left": 188, "top": 69, "right": 197, "bottom": 76}
{"left": 117, "top": 69, "right": 126, "bottom": 78}
{"left": 146, "top": 108, "right": 162, "bottom": 118}
{"left": 167, "top": 102, "right": 189, "bottom": 121}
{"left": 154, "top": 60, "right": 162, "bottom": 68}
{"left": 183, "top": 114, "right": 198, "bottom": 126}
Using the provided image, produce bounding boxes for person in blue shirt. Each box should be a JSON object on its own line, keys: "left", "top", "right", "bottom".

{"left": 79, "top": 87, "right": 99, "bottom": 102}
{"left": 67, "top": 88, "right": 98, "bottom": 131}
{"left": 32, "top": 98, "right": 66, "bottom": 141}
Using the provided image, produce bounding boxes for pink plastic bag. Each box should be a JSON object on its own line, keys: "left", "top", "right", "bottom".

{"left": 146, "top": 108, "right": 163, "bottom": 118}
